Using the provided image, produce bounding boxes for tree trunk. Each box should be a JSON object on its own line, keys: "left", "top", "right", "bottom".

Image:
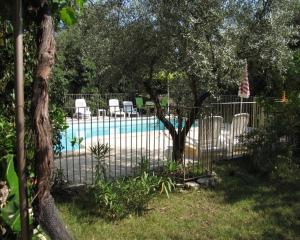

{"left": 31, "top": 3, "right": 73, "bottom": 240}
{"left": 144, "top": 75, "right": 210, "bottom": 163}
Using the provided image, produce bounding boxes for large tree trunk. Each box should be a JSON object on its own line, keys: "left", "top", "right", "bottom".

{"left": 31, "top": 2, "right": 73, "bottom": 240}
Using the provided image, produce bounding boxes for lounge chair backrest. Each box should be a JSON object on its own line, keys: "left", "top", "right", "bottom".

{"left": 123, "top": 101, "right": 134, "bottom": 112}
{"left": 75, "top": 99, "right": 90, "bottom": 115}
{"left": 135, "top": 97, "right": 144, "bottom": 109}
{"left": 75, "top": 99, "right": 87, "bottom": 108}
{"left": 74, "top": 98, "right": 91, "bottom": 118}
{"left": 198, "top": 116, "right": 223, "bottom": 147}
{"left": 230, "top": 113, "right": 249, "bottom": 138}
{"left": 109, "top": 99, "right": 120, "bottom": 112}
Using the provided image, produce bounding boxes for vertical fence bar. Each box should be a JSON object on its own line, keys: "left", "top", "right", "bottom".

{"left": 116, "top": 113, "right": 120, "bottom": 176}
{"left": 125, "top": 113, "right": 128, "bottom": 177}
{"left": 114, "top": 112, "right": 117, "bottom": 178}
{"left": 90, "top": 109, "right": 93, "bottom": 184}
{"left": 135, "top": 109, "right": 138, "bottom": 174}
{"left": 130, "top": 112, "right": 133, "bottom": 176}
{"left": 108, "top": 111, "right": 112, "bottom": 178}
{"left": 64, "top": 114, "right": 68, "bottom": 181}
{"left": 140, "top": 110, "right": 143, "bottom": 167}
{"left": 71, "top": 113, "right": 74, "bottom": 182}
{"left": 60, "top": 115, "right": 69, "bottom": 181}
{"left": 77, "top": 110, "right": 81, "bottom": 183}
{"left": 102, "top": 108, "right": 106, "bottom": 179}
{"left": 84, "top": 109, "right": 87, "bottom": 183}
{"left": 14, "top": 0, "right": 30, "bottom": 236}
{"left": 157, "top": 113, "right": 161, "bottom": 168}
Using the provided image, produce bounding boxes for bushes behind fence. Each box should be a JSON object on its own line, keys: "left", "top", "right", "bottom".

{"left": 243, "top": 95, "right": 300, "bottom": 177}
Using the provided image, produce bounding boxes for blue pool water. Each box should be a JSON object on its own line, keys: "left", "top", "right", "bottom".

{"left": 60, "top": 117, "right": 177, "bottom": 151}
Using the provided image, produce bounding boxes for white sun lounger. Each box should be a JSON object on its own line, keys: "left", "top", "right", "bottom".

{"left": 108, "top": 99, "right": 126, "bottom": 117}
{"left": 220, "top": 113, "right": 250, "bottom": 156}
{"left": 185, "top": 116, "right": 224, "bottom": 159}
{"left": 74, "top": 98, "right": 91, "bottom": 119}
{"left": 123, "top": 101, "right": 139, "bottom": 117}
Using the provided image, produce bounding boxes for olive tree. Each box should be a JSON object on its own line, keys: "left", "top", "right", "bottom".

{"left": 87, "top": 0, "right": 243, "bottom": 162}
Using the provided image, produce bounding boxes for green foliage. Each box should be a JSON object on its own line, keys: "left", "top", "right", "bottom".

{"left": 0, "top": 155, "right": 21, "bottom": 234}
{"left": 135, "top": 156, "right": 150, "bottom": 175}
{"left": 243, "top": 96, "right": 300, "bottom": 176}
{"left": 60, "top": 7, "right": 77, "bottom": 26}
{"left": 52, "top": 0, "right": 298, "bottom": 164}
{"left": 52, "top": 0, "right": 87, "bottom": 26}
{"left": 0, "top": 116, "right": 18, "bottom": 238}
{"left": 58, "top": 160, "right": 300, "bottom": 240}
{"left": 70, "top": 136, "right": 83, "bottom": 148}
{"left": 0, "top": 117, "right": 15, "bottom": 158}
{"left": 50, "top": 106, "right": 69, "bottom": 155}
{"left": 286, "top": 49, "right": 300, "bottom": 92}
{"left": 52, "top": 168, "right": 67, "bottom": 187}
{"left": 83, "top": 90, "right": 107, "bottom": 115}
{"left": 0, "top": 0, "right": 87, "bottom": 238}
{"left": 52, "top": 0, "right": 299, "bottom": 101}
{"left": 89, "top": 172, "right": 175, "bottom": 220}
{"left": 233, "top": 0, "right": 298, "bottom": 95}
{"left": 0, "top": 117, "right": 22, "bottom": 238}
{"left": 164, "top": 160, "right": 181, "bottom": 174}
{"left": 90, "top": 142, "right": 110, "bottom": 182}
{"left": 0, "top": 19, "right": 36, "bottom": 119}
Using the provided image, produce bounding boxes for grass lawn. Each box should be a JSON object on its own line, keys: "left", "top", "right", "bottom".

{"left": 56, "top": 160, "right": 300, "bottom": 240}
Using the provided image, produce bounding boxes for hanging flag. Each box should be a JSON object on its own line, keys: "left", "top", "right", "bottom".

{"left": 238, "top": 61, "right": 250, "bottom": 99}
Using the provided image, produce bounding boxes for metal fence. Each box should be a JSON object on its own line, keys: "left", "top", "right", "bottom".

{"left": 54, "top": 96, "right": 264, "bottom": 184}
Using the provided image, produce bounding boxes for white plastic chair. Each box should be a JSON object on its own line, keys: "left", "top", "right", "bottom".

{"left": 221, "top": 113, "right": 250, "bottom": 155}
{"left": 74, "top": 99, "right": 91, "bottom": 119}
{"left": 198, "top": 116, "right": 223, "bottom": 148}
{"left": 123, "top": 101, "right": 139, "bottom": 117}
{"left": 185, "top": 116, "right": 224, "bottom": 159}
{"left": 108, "top": 99, "right": 126, "bottom": 117}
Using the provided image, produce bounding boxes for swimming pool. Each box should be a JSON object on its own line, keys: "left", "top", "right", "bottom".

{"left": 60, "top": 117, "right": 178, "bottom": 151}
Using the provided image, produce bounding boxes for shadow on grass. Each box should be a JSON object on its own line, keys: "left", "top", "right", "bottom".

{"left": 214, "top": 159, "right": 300, "bottom": 240}
{"left": 53, "top": 187, "right": 113, "bottom": 224}
{"left": 53, "top": 159, "right": 300, "bottom": 239}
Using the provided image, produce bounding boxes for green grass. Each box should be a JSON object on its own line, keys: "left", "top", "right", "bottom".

{"left": 56, "top": 161, "right": 300, "bottom": 240}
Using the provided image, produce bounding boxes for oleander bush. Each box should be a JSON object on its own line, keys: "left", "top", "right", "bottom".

{"left": 88, "top": 171, "right": 175, "bottom": 220}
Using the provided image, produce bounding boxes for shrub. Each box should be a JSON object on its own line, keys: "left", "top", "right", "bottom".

{"left": 90, "top": 142, "right": 110, "bottom": 182}
{"left": 243, "top": 95, "right": 300, "bottom": 177}
{"left": 50, "top": 106, "right": 68, "bottom": 155}
{"left": 89, "top": 172, "right": 175, "bottom": 219}
{"left": 88, "top": 144, "right": 176, "bottom": 220}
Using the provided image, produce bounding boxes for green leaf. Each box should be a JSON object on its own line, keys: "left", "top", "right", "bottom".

{"left": 1, "top": 204, "right": 21, "bottom": 232}
{"left": 10, "top": 209, "right": 21, "bottom": 232}
{"left": 60, "top": 7, "right": 77, "bottom": 26}
{"left": 6, "top": 154, "right": 19, "bottom": 199}
{"left": 75, "top": 0, "right": 84, "bottom": 9}
{"left": 53, "top": 0, "right": 66, "bottom": 4}
{"left": 0, "top": 154, "right": 22, "bottom": 233}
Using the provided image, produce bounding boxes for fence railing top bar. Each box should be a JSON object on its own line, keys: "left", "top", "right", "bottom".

{"left": 210, "top": 101, "right": 258, "bottom": 105}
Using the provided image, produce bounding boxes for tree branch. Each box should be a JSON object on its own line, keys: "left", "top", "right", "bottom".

{"left": 143, "top": 58, "right": 177, "bottom": 138}
{"left": 181, "top": 91, "right": 211, "bottom": 138}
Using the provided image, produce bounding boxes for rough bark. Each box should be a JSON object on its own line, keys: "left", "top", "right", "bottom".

{"left": 31, "top": 2, "right": 73, "bottom": 240}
